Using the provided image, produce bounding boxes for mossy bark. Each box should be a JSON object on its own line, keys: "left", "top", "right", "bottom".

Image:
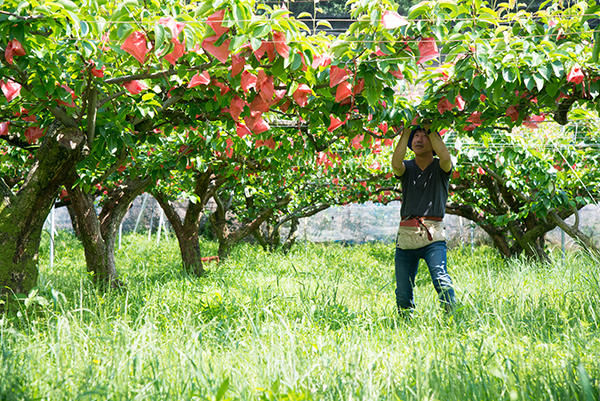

{"left": 0, "top": 123, "right": 86, "bottom": 297}
{"left": 153, "top": 168, "right": 220, "bottom": 276}
{"left": 66, "top": 174, "right": 151, "bottom": 288}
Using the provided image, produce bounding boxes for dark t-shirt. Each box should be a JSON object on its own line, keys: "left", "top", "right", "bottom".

{"left": 396, "top": 159, "right": 451, "bottom": 218}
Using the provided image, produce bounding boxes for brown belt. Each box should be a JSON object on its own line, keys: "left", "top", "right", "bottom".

{"left": 399, "top": 216, "right": 443, "bottom": 240}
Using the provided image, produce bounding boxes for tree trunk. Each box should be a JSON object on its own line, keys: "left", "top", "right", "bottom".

{"left": 66, "top": 203, "right": 82, "bottom": 238}
{"left": 209, "top": 198, "right": 239, "bottom": 260}
{"left": 549, "top": 210, "right": 600, "bottom": 256}
{"left": 253, "top": 203, "right": 329, "bottom": 254}
{"left": 154, "top": 193, "right": 205, "bottom": 276}
{"left": 447, "top": 170, "right": 570, "bottom": 261}
{"left": 252, "top": 227, "right": 270, "bottom": 251}
{"left": 210, "top": 191, "right": 291, "bottom": 260}
{"left": 66, "top": 173, "right": 151, "bottom": 288}
{"left": 0, "top": 123, "right": 86, "bottom": 296}
{"left": 153, "top": 168, "right": 223, "bottom": 276}
{"left": 281, "top": 216, "right": 300, "bottom": 254}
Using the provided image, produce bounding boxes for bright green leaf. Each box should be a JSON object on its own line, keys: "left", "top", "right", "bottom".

{"left": 316, "top": 20, "right": 333, "bottom": 29}
{"left": 252, "top": 23, "right": 271, "bottom": 38}
{"left": 56, "top": 0, "right": 78, "bottom": 12}
{"left": 154, "top": 24, "right": 165, "bottom": 51}
{"left": 550, "top": 60, "right": 564, "bottom": 78}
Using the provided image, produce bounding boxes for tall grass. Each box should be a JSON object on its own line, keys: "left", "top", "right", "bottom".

{"left": 1, "top": 231, "right": 599, "bottom": 400}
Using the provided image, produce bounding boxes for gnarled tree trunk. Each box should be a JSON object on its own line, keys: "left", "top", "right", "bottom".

{"left": 0, "top": 123, "right": 86, "bottom": 296}
{"left": 448, "top": 168, "right": 590, "bottom": 261}
{"left": 153, "top": 168, "right": 224, "bottom": 276}
{"left": 210, "top": 191, "right": 291, "bottom": 259}
{"left": 253, "top": 203, "right": 329, "bottom": 254}
{"left": 66, "top": 173, "right": 151, "bottom": 288}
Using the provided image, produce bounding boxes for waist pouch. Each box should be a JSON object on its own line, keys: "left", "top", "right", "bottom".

{"left": 396, "top": 219, "right": 446, "bottom": 250}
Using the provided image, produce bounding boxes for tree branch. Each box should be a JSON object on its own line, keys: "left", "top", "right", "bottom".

{"left": 50, "top": 106, "right": 78, "bottom": 128}
{"left": 97, "top": 90, "right": 128, "bottom": 109}
{"left": 0, "top": 177, "right": 13, "bottom": 199}
{"left": 0, "top": 10, "right": 45, "bottom": 20}
{"left": 273, "top": 203, "right": 330, "bottom": 234}
{"left": 132, "top": 92, "right": 185, "bottom": 126}
{"left": 95, "top": 148, "right": 129, "bottom": 185}
{"left": 0, "top": 133, "right": 38, "bottom": 150}
{"left": 104, "top": 63, "right": 212, "bottom": 85}
{"left": 86, "top": 88, "right": 98, "bottom": 149}
{"left": 549, "top": 210, "right": 599, "bottom": 255}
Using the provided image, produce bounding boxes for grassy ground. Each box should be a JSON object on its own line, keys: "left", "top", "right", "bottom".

{"left": 1, "top": 231, "right": 599, "bottom": 400}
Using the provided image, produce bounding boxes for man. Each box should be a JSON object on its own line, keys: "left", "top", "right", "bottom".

{"left": 391, "top": 124, "right": 456, "bottom": 313}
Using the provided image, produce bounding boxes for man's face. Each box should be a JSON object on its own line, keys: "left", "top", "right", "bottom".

{"left": 411, "top": 129, "right": 432, "bottom": 155}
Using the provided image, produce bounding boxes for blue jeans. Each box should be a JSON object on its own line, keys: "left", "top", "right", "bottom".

{"left": 395, "top": 241, "right": 456, "bottom": 310}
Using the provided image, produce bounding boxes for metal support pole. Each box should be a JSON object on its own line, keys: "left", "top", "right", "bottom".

{"left": 156, "top": 209, "right": 164, "bottom": 247}
{"left": 50, "top": 205, "right": 55, "bottom": 268}
{"left": 470, "top": 224, "right": 474, "bottom": 253}
{"left": 561, "top": 228, "right": 566, "bottom": 266}
{"left": 148, "top": 197, "right": 155, "bottom": 242}
{"left": 304, "top": 218, "right": 307, "bottom": 251}
{"left": 459, "top": 216, "right": 464, "bottom": 250}
{"left": 134, "top": 193, "right": 150, "bottom": 234}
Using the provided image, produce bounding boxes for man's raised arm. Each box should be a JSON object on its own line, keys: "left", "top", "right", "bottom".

{"left": 429, "top": 131, "right": 452, "bottom": 173}
{"left": 391, "top": 126, "right": 411, "bottom": 177}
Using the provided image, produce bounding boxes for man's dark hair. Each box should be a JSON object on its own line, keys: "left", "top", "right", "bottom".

{"left": 408, "top": 125, "right": 436, "bottom": 156}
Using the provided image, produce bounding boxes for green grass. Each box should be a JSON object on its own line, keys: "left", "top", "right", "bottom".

{"left": 2, "top": 231, "right": 599, "bottom": 400}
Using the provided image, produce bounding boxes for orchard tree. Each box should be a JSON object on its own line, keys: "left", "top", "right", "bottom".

{"left": 446, "top": 122, "right": 600, "bottom": 259}
{"left": 347, "top": 0, "right": 600, "bottom": 258}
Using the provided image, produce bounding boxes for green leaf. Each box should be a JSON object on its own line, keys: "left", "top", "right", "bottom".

{"left": 250, "top": 37, "right": 262, "bottom": 51}
{"left": 589, "top": 81, "right": 599, "bottom": 99}
{"left": 81, "top": 41, "right": 94, "bottom": 58}
{"left": 317, "top": 20, "right": 332, "bottom": 29}
{"left": 193, "top": 2, "right": 213, "bottom": 17}
{"left": 297, "top": 12, "right": 312, "bottom": 19}
{"left": 593, "top": 31, "right": 600, "bottom": 63}
{"left": 56, "top": 0, "right": 78, "bottom": 12}
{"left": 365, "top": 84, "right": 382, "bottom": 106}
{"left": 216, "top": 378, "right": 230, "bottom": 401}
{"left": 290, "top": 52, "right": 302, "bottom": 70}
{"left": 530, "top": 52, "right": 543, "bottom": 67}
{"left": 473, "top": 75, "right": 484, "bottom": 91}
{"left": 378, "top": 40, "right": 393, "bottom": 55}
{"left": 438, "top": 1, "right": 459, "bottom": 18}
{"left": 44, "top": 77, "right": 56, "bottom": 95}
{"left": 523, "top": 75, "right": 535, "bottom": 90}
{"left": 141, "top": 93, "right": 155, "bottom": 101}
{"left": 117, "top": 23, "right": 133, "bottom": 40}
{"left": 271, "top": 9, "right": 290, "bottom": 19}
{"left": 502, "top": 67, "right": 517, "bottom": 83}
{"left": 545, "top": 82, "right": 558, "bottom": 97}
{"left": 154, "top": 24, "right": 165, "bottom": 51}
{"left": 538, "top": 63, "right": 552, "bottom": 80}
{"left": 550, "top": 60, "right": 564, "bottom": 78}
{"left": 408, "top": 3, "right": 429, "bottom": 19}
{"left": 582, "top": 5, "right": 600, "bottom": 23}
{"left": 271, "top": 57, "right": 286, "bottom": 79}
{"left": 533, "top": 72, "right": 545, "bottom": 91}
{"left": 80, "top": 20, "right": 89, "bottom": 36}
{"left": 492, "top": 87, "right": 502, "bottom": 104}
{"left": 32, "top": 85, "right": 46, "bottom": 98}
{"left": 330, "top": 39, "right": 349, "bottom": 58}
{"left": 233, "top": 3, "right": 249, "bottom": 30}
{"left": 230, "top": 35, "right": 247, "bottom": 51}
{"left": 252, "top": 23, "right": 271, "bottom": 38}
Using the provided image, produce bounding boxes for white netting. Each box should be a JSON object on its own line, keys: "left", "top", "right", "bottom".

{"left": 47, "top": 197, "right": 599, "bottom": 251}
